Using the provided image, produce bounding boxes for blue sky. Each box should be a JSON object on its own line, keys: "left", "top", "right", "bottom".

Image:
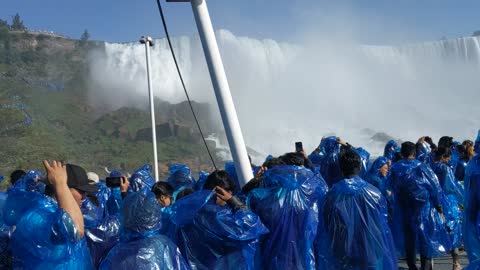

{"left": 1, "top": 0, "right": 480, "bottom": 44}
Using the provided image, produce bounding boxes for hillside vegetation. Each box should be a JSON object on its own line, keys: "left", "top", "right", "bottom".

{"left": 0, "top": 25, "right": 223, "bottom": 183}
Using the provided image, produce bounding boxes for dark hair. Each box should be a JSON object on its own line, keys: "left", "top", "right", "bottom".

{"left": 339, "top": 150, "right": 361, "bottom": 178}
{"left": 151, "top": 182, "right": 174, "bottom": 199}
{"left": 401, "top": 142, "right": 416, "bottom": 159}
{"left": 434, "top": 146, "right": 451, "bottom": 162}
{"left": 279, "top": 152, "right": 304, "bottom": 166}
{"left": 241, "top": 177, "right": 262, "bottom": 194}
{"left": 44, "top": 184, "right": 55, "bottom": 197}
{"left": 424, "top": 136, "right": 437, "bottom": 151}
{"left": 456, "top": 144, "right": 467, "bottom": 160}
{"left": 262, "top": 158, "right": 286, "bottom": 169}
{"left": 176, "top": 188, "right": 195, "bottom": 201}
{"left": 203, "top": 170, "right": 236, "bottom": 193}
{"left": 10, "top": 170, "right": 26, "bottom": 185}
{"left": 438, "top": 136, "right": 453, "bottom": 148}
{"left": 393, "top": 152, "right": 403, "bottom": 163}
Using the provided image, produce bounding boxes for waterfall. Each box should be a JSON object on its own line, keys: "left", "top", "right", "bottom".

{"left": 88, "top": 30, "right": 480, "bottom": 159}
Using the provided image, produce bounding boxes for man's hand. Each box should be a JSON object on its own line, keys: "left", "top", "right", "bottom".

{"left": 417, "top": 136, "right": 426, "bottom": 144}
{"left": 120, "top": 176, "right": 130, "bottom": 193}
{"left": 255, "top": 166, "right": 266, "bottom": 178}
{"left": 215, "top": 186, "right": 233, "bottom": 202}
{"left": 43, "top": 160, "right": 68, "bottom": 187}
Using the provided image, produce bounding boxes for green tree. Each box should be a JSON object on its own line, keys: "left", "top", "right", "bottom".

{"left": 11, "top": 13, "right": 26, "bottom": 31}
{"left": 79, "top": 29, "right": 90, "bottom": 46}
{"left": 0, "top": 19, "right": 9, "bottom": 29}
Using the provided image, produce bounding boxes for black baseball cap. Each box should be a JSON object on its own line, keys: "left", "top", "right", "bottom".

{"left": 66, "top": 164, "right": 99, "bottom": 194}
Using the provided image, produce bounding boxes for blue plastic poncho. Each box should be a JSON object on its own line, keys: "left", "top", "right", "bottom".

{"left": 365, "top": 157, "right": 395, "bottom": 224}
{"left": 466, "top": 259, "right": 480, "bottom": 270}
{"left": 95, "top": 182, "right": 111, "bottom": 214}
{"left": 455, "top": 159, "right": 468, "bottom": 182}
{"left": 4, "top": 188, "right": 94, "bottom": 269}
{"left": 431, "top": 162, "right": 464, "bottom": 249}
{"left": 109, "top": 169, "right": 123, "bottom": 177}
{"left": 318, "top": 136, "right": 342, "bottom": 187}
{"left": 322, "top": 177, "right": 397, "bottom": 270}
{"left": 167, "top": 164, "right": 195, "bottom": 191}
{"left": 225, "top": 161, "right": 244, "bottom": 191}
{"left": 365, "top": 157, "right": 389, "bottom": 190}
{"left": 309, "top": 147, "right": 323, "bottom": 166}
{"left": 389, "top": 159, "right": 450, "bottom": 258}
{"left": 384, "top": 140, "right": 400, "bottom": 162}
{"left": 81, "top": 198, "right": 103, "bottom": 228}
{"left": 247, "top": 165, "right": 328, "bottom": 270}
{"left": 12, "top": 169, "right": 45, "bottom": 193}
{"left": 464, "top": 154, "right": 480, "bottom": 262}
{"left": 416, "top": 142, "right": 433, "bottom": 165}
{"left": 128, "top": 165, "right": 155, "bottom": 192}
{"left": 475, "top": 130, "right": 480, "bottom": 154}
{"left": 0, "top": 192, "right": 13, "bottom": 269}
{"left": 106, "top": 187, "right": 122, "bottom": 215}
{"left": 354, "top": 147, "right": 370, "bottom": 178}
{"left": 85, "top": 214, "right": 121, "bottom": 268}
{"left": 194, "top": 171, "right": 209, "bottom": 191}
{"left": 86, "top": 187, "right": 123, "bottom": 267}
{"left": 170, "top": 190, "right": 268, "bottom": 270}
{"left": 99, "top": 189, "right": 189, "bottom": 270}
{"left": 449, "top": 147, "right": 460, "bottom": 172}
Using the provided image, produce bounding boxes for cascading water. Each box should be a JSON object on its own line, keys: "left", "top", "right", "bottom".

{"left": 88, "top": 30, "right": 480, "bottom": 160}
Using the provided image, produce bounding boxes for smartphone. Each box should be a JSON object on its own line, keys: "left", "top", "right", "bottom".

{"left": 106, "top": 176, "right": 122, "bottom": 188}
{"left": 295, "top": 141, "right": 303, "bottom": 152}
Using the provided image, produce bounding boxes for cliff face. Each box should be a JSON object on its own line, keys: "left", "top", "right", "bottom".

{"left": 0, "top": 30, "right": 222, "bottom": 177}
{"left": 9, "top": 31, "right": 77, "bottom": 52}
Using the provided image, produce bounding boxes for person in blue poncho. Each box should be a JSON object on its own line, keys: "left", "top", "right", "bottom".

{"left": 84, "top": 176, "right": 129, "bottom": 268}
{"left": 247, "top": 158, "right": 328, "bottom": 270}
{"left": 365, "top": 156, "right": 390, "bottom": 189}
{"left": 4, "top": 160, "right": 94, "bottom": 269}
{"left": 323, "top": 150, "right": 397, "bottom": 270}
{"left": 170, "top": 170, "right": 268, "bottom": 270}
{"left": 152, "top": 181, "right": 174, "bottom": 206}
{"left": 389, "top": 142, "right": 450, "bottom": 270}
{"left": 416, "top": 137, "right": 434, "bottom": 165}
{"left": 455, "top": 140, "right": 475, "bottom": 182}
{"left": 475, "top": 130, "right": 480, "bottom": 154}
{"left": 431, "top": 147, "right": 464, "bottom": 270}
{"left": 309, "top": 136, "right": 341, "bottom": 187}
{"left": 241, "top": 158, "right": 285, "bottom": 195}
{"left": 167, "top": 164, "right": 195, "bottom": 191}
{"left": 365, "top": 156, "right": 394, "bottom": 221}
{"left": 128, "top": 164, "right": 155, "bottom": 192}
{"left": 464, "top": 147, "right": 480, "bottom": 264}
{"left": 99, "top": 188, "right": 189, "bottom": 270}
{"left": 9, "top": 169, "right": 25, "bottom": 186}
{"left": 384, "top": 140, "right": 400, "bottom": 162}
{"left": 438, "top": 136, "right": 460, "bottom": 170}
{"left": 313, "top": 136, "right": 357, "bottom": 187}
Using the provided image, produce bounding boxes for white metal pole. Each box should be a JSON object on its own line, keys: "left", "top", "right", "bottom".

{"left": 140, "top": 36, "right": 160, "bottom": 182}
{"left": 189, "top": 0, "right": 253, "bottom": 187}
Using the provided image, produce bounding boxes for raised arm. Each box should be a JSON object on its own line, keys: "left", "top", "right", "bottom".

{"left": 44, "top": 160, "right": 85, "bottom": 238}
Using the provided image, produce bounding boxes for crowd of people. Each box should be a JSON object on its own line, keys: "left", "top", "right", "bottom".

{"left": 1, "top": 131, "right": 480, "bottom": 270}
